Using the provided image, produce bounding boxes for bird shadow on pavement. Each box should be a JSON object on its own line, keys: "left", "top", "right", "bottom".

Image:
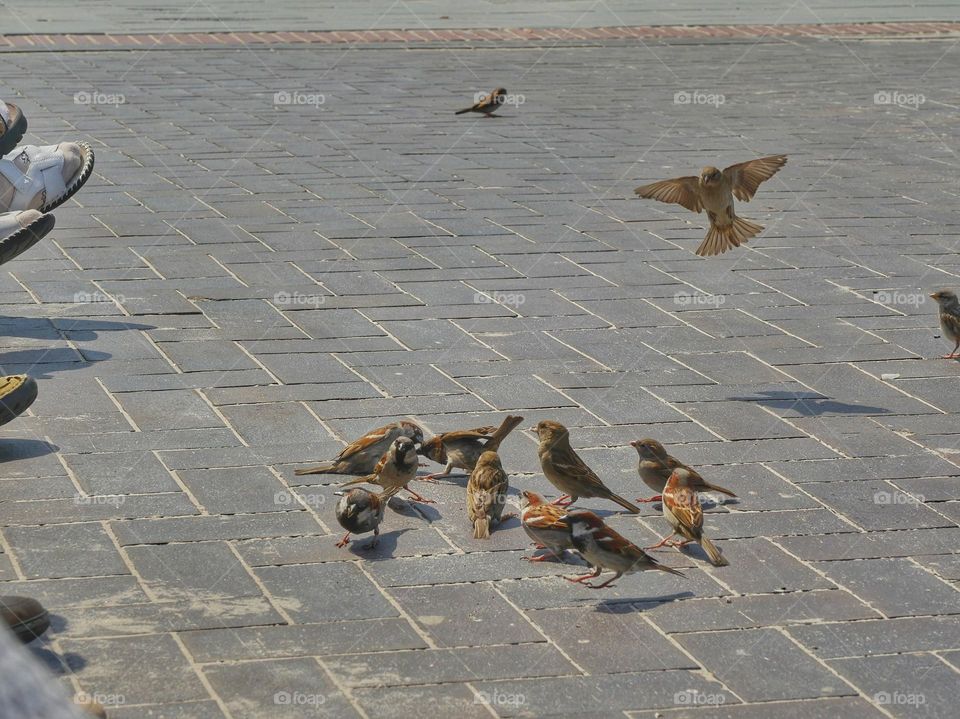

{"left": 729, "top": 391, "right": 890, "bottom": 416}
{"left": 29, "top": 617, "right": 86, "bottom": 675}
{"left": 388, "top": 496, "right": 442, "bottom": 523}
{"left": 349, "top": 528, "right": 413, "bottom": 559}
{"left": 590, "top": 592, "right": 694, "bottom": 612}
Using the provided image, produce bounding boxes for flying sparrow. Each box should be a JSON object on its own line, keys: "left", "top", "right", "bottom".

{"left": 334, "top": 487, "right": 398, "bottom": 549}
{"left": 649, "top": 468, "right": 729, "bottom": 567}
{"left": 455, "top": 87, "right": 507, "bottom": 116}
{"left": 419, "top": 414, "right": 524, "bottom": 480}
{"left": 634, "top": 155, "right": 787, "bottom": 256}
{"left": 534, "top": 420, "right": 640, "bottom": 513}
{"left": 295, "top": 420, "right": 422, "bottom": 476}
{"left": 631, "top": 438, "right": 736, "bottom": 503}
{"left": 563, "top": 510, "right": 685, "bottom": 589}
{"left": 519, "top": 490, "right": 574, "bottom": 562}
{"left": 930, "top": 289, "right": 960, "bottom": 359}
{"left": 467, "top": 450, "right": 510, "bottom": 539}
{"left": 339, "top": 436, "right": 432, "bottom": 503}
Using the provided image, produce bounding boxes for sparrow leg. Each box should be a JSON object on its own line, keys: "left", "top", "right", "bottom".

{"left": 943, "top": 342, "right": 960, "bottom": 359}
{"left": 404, "top": 488, "right": 435, "bottom": 504}
{"left": 335, "top": 532, "right": 351, "bottom": 548}
{"left": 565, "top": 567, "right": 602, "bottom": 584}
{"left": 636, "top": 495, "right": 663, "bottom": 503}
{"left": 362, "top": 527, "right": 380, "bottom": 550}
{"left": 645, "top": 534, "right": 679, "bottom": 550}
{"left": 523, "top": 549, "right": 562, "bottom": 563}
{"left": 420, "top": 462, "right": 455, "bottom": 482}
{"left": 550, "top": 495, "right": 573, "bottom": 507}
{"left": 588, "top": 572, "right": 623, "bottom": 590}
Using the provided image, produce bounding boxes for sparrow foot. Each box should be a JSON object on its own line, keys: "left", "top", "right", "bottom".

{"left": 335, "top": 533, "right": 351, "bottom": 548}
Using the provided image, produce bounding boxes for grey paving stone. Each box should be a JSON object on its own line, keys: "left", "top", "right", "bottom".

{"left": 181, "top": 619, "right": 426, "bottom": 662}
{"left": 677, "top": 629, "right": 853, "bottom": 702}
{"left": 112, "top": 512, "right": 323, "bottom": 545}
{"left": 177, "top": 466, "right": 291, "bottom": 515}
{"left": 63, "top": 451, "right": 180, "bottom": 495}
{"left": 829, "top": 653, "right": 958, "bottom": 719}
{"left": 627, "top": 697, "right": 887, "bottom": 719}
{"left": 788, "top": 616, "right": 960, "bottom": 658}
{"left": 204, "top": 657, "right": 360, "bottom": 718}
{"left": 61, "top": 634, "right": 209, "bottom": 705}
{"left": 254, "top": 563, "right": 398, "bottom": 622}
{"left": 125, "top": 542, "right": 264, "bottom": 602}
{"left": 352, "top": 684, "right": 493, "bottom": 719}
{"left": 326, "top": 643, "right": 577, "bottom": 688}
{"left": 3, "top": 522, "right": 128, "bottom": 579}
{"left": 812, "top": 558, "right": 960, "bottom": 617}
{"left": 109, "top": 701, "right": 227, "bottom": 719}
{"left": 392, "top": 583, "right": 542, "bottom": 647}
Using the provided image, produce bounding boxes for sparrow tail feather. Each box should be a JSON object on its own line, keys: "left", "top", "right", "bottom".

{"left": 455, "top": 108, "right": 471, "bottom": 115}
{"left": 339, "top": 475, "right": 374, "bottom": 488}
{"left": 706, "top": 481, "right": 737, "bottom": 498}
{"left": 294, "top": 462, "right": 337, "bottom": 476}
{"left": 473, "top": 518, "right": 491, "bottom": 539}
{"left": 697, "top": 216, "right": 763, "bottom": 256}
{"left": 700, "top": 537, "right": 729, "bottom": 567}
{"left": 483, "top": 415, "right": 524, "bottom": 453}
{"left": 653, "top": 559, "right": 686, "bottom": 577}
{"left": 608, "top": 492, "right": 642, "bottom": 514}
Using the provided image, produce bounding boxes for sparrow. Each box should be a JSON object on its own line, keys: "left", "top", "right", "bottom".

{"left": 649, "top": 468, "right": 729, "bottom": 567}
{"left": 295, "top": 420, "right": 423, "bottom": 476}
{"left": 467, "top": 450, "right": 510, "bottom": 539}
{"left": 634, "top": 155, "right": 787, "bottom": 256}
{"left": 930, "top": 289, "right": 960, "bottom": 359}
{"left": 519, "top": 490, "right": 574, "bottom": 561}
{"left": 419, "top": 414, "right": 524, "bottom": 480}
{"left": 563, "top": 510, "right": 685, "bottom": 589}
{"left": 455, "top": 87, "right": 507, "bottom": 116}
{"left": 339, "top": 436, "right": 432, "bottom": 503}
{"left": 534, "top": 420, "right": 640, "bottom": 513}
{"left": 334, "top": 487, "right": 398, "bottom": 549}
{"left": 631, "top": 438, "right": 736, "bottom": 503}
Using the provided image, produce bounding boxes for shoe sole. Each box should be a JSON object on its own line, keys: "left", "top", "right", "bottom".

{"left": 0, "top": 374, "right": 38, "bottom": 427}
{"left": 39, "top": 141, "right": 95, "bottom": 213}
{"left": 0, "top": 212, "right": 55, "bottom": 266}
{"left": 0, "top": 104, "right": 26, "bottom": 156}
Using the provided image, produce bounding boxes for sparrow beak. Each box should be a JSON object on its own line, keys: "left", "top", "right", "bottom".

{"left": 929, "top": 293, "right": 938, "bottom": 300}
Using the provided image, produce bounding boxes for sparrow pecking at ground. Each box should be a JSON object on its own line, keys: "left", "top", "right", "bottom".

{"left": 467, "top": 450, "right": 511, "bottom": 539}
{"left": 631, "top": 438, "right": 736, "bottom": 503}
{"left": 339, "top": 436, "right": 433, "bottom": 503}
{"left": 649, "top": 468, "right": 729, "bottom": 567}
{"left": 334, "top": 487, "right": 398, "bottom": 549}
{"left": 455, "top": 87, "right": 507, "bottom": 116}
{"left": 634, "top": 154, "right": 787, "bottom": 256}
{"left": 519, "top": 489, "right": 574, "bottom": 561}
{"left": 563, "top": 510, "right": 685, "bottom": 589}
{"left": 930, "top": 289, "right": 960, "bottom": 359}
{"left": 418, "top": 414, "right": 523, "bottom": 480}
{"left": 295, "top": 420, "right": 423, "bottom": 476}
{"left": 534, "top": 420, "right": 641, "bottom": 513}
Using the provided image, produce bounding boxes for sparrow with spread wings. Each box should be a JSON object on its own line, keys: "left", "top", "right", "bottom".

{"left": 634, "top": 155, "right": 787, "bottom": 256}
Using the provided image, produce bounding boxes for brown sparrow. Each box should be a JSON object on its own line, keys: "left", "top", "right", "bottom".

{"left": 563, "top": 510, "right": 684, "bottom": 588}
{"left": 534, "top": 420, "right": 640, "bottom": 513}
{"left": 649, "top": 468, "right": 728, "bottom": 567}
{"left": 419, "top": 415, "right": 523, "bottom": 480}
{"left": 339, "top": 436, "right": 432, "bottom": 503}
{"left": 631, "top": 438, "right": 736, "bottom": 502}
{"left": 467, "top": 450, "right": 510, "bottom": 539}
{"left": 295, "top": 420, "right": 422, "bottom": 476}
{"left": 930, "top": 289, "right": 960, "bottom": 359}
{"left": 635, "top": 155, "right": 787, "bottom": 256}
{"left": 519, "top": 490, "right": 574, "bottom": 561}
{"left": 455, "top": 87, "right": 507, "bottom": 116}
{"left": 335, "top": 487, "right": 398, "bottom": 549}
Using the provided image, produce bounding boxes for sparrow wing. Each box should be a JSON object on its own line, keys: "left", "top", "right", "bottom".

{"left": 551, "top": 454, "right": 607, "bottom": 491}
{"left": 440, "top": 426, "right": 498, "bottom": 442}
{"left": 634, "top": 176, "right": 702, "bottom": 213}
{"left": 523, "top": 504, "right": 569, "bottom": 531}
{"left": 666, "top": 484, "right": 703, "bottom": 533}
{"left": 723, "top": 155, "right": 787, "bottom": 201}
{"left": 338, "top": 423, "right": 394, "bottom": 460}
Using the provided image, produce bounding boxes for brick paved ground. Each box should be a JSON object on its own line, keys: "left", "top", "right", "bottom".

{"left": 0, "top": 23, "right": 958, "bottom": 719}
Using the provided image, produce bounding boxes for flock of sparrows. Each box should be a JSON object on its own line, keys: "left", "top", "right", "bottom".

{"left": 297, "top": 418, "right": 737, "bottom": 589}
{"left": 293, "top": 92, "right": 960, "bottom": 589}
